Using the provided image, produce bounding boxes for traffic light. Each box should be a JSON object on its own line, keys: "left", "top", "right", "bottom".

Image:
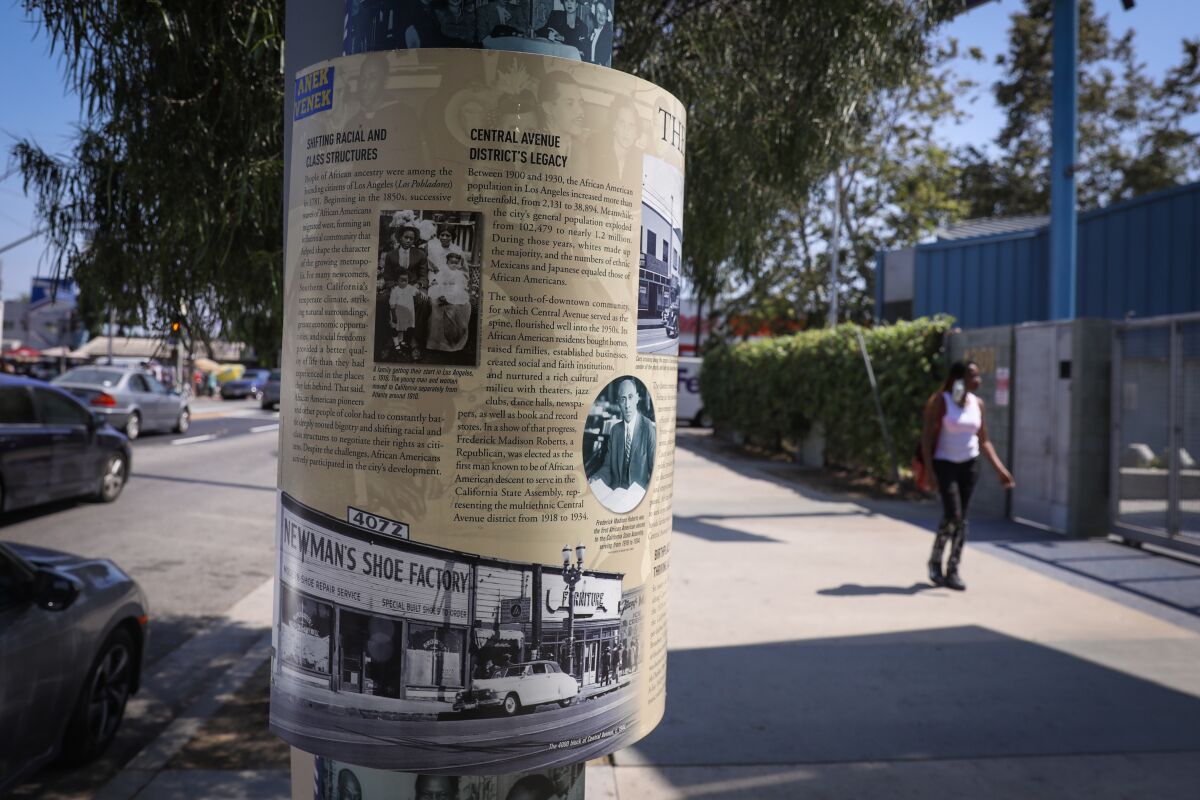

{"left": 168, "top": 320, "right": 181, "bottom": 346}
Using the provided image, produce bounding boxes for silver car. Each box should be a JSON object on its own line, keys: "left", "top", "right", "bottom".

{"left": 0, "top": 542, "right": 148, "bottom": 792}
{"left": 53, "top": 366, "right": 190, "bottom": 440}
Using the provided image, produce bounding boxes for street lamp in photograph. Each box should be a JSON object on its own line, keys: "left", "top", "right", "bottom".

{"left": 562, "top": 543, "right": 585, "bottom": 679}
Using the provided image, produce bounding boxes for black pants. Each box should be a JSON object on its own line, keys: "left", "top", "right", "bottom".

{"left": 930, "top": 458, "right": 980, "bottom": 570}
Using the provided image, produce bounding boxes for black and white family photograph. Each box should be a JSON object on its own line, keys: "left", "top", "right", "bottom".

{"left": 583, "top": 376, "right": 656, "bottom": 513}
{"left": 316, "top": 759, "right": 585, "bottom": 800}
{"left": 637, "top": 155, "right": 683, "bottom": 356}
{"left": 374, "top": 209, "right": 483, "bottom": 367}
{"left": 343, "top": 0, "right": 615, "bottom": 66}
{"left": 271, "top": 496, "right": 643, "bottom": 773}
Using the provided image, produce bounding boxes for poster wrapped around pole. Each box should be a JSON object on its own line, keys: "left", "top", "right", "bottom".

{"left": 272, "top": 21, "right": 684, "bottom": 780}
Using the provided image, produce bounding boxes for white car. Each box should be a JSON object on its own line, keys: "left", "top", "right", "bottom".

{"left": 454, "top": 661, "right": 579, "bottom": 716}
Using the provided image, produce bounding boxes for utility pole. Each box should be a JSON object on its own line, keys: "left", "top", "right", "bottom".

{"left": 1049, "top": 0, "right": 1078, "bottom": 320}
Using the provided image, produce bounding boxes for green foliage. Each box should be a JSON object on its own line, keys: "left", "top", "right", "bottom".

{"left": 700, "top": 317, "right": 954, "bottom": 477}
{"left": 956, "top": 0, "right": 1200, "bottom": 217}
{"left": 12, "top": 0, "right": 284, "bottom": 363}
{"left": 703, "top": 35, "right": 977, "bottom": 332}
{"left": 615, "top": 0, "right": 961, "bottom": 320}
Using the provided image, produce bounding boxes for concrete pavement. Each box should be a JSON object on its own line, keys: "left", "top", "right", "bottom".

{"left": 93, "top": 429, "right": 1200, "bottom": 798}
{"left": 594, "top": 431, "right": 1200, "bottom": 798}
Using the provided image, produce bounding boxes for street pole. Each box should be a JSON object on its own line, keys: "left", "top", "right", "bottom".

{"left": 828, "top": 168, "right": 841, "bottom": 327}
{"left": 1049, "top": 0, "right": 1078, "bottom": 320}
{"left": 562, "top": 543, "right": 586, "bottom": 680}
{"left": 107, "top": 306, "right": 115, "bottom": 364}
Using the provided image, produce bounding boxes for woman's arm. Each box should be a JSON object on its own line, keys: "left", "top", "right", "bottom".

{"left": 977, "top": 398, "right": 1015, "bottom": 488}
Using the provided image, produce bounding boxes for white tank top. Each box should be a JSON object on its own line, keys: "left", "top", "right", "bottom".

{"left": 934, "top": 391, "right": 981, "bottom": 463}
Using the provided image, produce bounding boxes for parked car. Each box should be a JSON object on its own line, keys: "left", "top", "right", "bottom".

{"left": 454, "top": 660, "right": 579, "bottom": 716}
{"left": 0, "top": 376, "right": 132, "bottom": 511}
{"left": 220, "top": 369, "right": 271, "bottom": 401}
{"left": 0, "top": 541, "right": 148, "bottom": 792}
{"left": 52, "top": 366, "right": 190, "bottom": 440}
{"left": 260, "top": 369, "right": 282, "bottom": 410}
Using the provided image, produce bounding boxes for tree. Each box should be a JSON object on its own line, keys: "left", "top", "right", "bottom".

{"left": 12, "top": 0, "right": 285, "bottom": 363}
{"left": 614, "top": 0, "right": 961, "bottom": 333}
{"left": 956, "top": 0, "right": 1200, "bottom": 218}
{"left": 15, "top": 1, "right": 959, "bottom": 361}
{"left": 714, "top": 38, "right": 975, "bottom": 330}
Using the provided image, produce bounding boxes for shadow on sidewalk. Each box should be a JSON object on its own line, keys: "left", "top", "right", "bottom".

{"left": 629, "top": 625, "right": 1200, "bottom": 771}
{"left": 676, "top": 432, "right": 1200, "bottom": 619}
{"left": 816, "top": 582, "right": 939, "bottom": 597}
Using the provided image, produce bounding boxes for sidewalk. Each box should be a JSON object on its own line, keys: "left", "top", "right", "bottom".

{"left": 103, "top": 430, "right": 1200, "bottom": 798}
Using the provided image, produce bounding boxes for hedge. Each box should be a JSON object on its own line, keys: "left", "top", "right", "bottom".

{"left": 699, "top": 316, "right": 954, "bottom": 478}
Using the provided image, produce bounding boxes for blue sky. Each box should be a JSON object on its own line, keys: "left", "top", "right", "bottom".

{"left": 1, "top": 0, "right": 1197, "bottom": 300}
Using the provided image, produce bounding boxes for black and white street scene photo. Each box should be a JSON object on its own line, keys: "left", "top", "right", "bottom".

{"left": 583, "top": 376, "right": 656, "bottom": 512}
{"left": 374, "top": 209, "right": 483, "bottom": 367}
{"left": 637, "top": 155, "right": 683, "bottom": 356}
{"left": 271, "top": 496, "right": 643, "bottom": 773}
{"left": 343, "top": 0, "right": 616, "bottom": 67}
{"left": 315, "top": 759, "right": 585, "bottom": 800}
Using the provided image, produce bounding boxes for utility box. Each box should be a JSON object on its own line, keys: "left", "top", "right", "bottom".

{"left": 1010, "top": 319, "right": 1111, "bottom": 536}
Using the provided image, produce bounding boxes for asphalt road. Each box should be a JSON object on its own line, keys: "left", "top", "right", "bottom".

{"left": 637, "top": 324, "right": 679, "bottom": 356}
{"left": 3, "top": 399, "right": 281, "bottom": 798}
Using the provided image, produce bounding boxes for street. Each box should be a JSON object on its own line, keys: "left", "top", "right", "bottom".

{"left": 3, "top": 399, "right": 280, "bottom": 799}
{"left": 636, "top": 324, "right": 678, "bottom": 356}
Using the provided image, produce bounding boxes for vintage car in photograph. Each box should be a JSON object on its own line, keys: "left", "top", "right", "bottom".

{"left": 0, "top": 542, "right": 148, "bottom": 793}
{"left": 52, "top": 366, "right": 190, "bottom": 440}
{"left": 454, "top": 660, "right": 579, "bottom": 716}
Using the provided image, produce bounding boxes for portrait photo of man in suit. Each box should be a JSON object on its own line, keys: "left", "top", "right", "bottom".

{"left": 585, "top": 376, "right": 656, "bottom": 513}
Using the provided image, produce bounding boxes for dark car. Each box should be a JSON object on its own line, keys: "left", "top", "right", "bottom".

{"left": 0, "top": 542, "right": 148, "bottom": 792}
{"left": 220, "top": 368, "right": 271, "bottom": 401}
{"left": 0, "top": 375, "right": 131, "bottom": 512}
{"left": 260, "top": 369, "right": 282, "bottom": 411}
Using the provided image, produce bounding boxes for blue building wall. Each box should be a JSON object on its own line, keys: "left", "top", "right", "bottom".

{"left": 910, "top": 181, "right": 1200, "bottom": 328}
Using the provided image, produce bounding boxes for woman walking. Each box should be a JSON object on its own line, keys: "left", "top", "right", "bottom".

{"left": 921, "top": 360, "right": 1014, "bottom": 590}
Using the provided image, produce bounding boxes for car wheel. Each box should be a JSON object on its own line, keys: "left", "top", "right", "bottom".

{"left": 62, "top": 628, "right": 135, "bottom": 764}
{"left": 559, "top": 697, "right": 573, "bottom": 708}
{"left": 124, "top": 411, "right": 141, "bottom": 440}
{"left": 501, "top": 693, "right": 521, "bottom": 716}
{"left": 174, "top": 408, "right": 190, "bottom": 434}
{"left": 96, "top": 454, "right": 128, "bottom": 503}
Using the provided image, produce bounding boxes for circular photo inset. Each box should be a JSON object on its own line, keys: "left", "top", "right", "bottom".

{"left": 583, "top": 376, "right": 656, "bottom": 513}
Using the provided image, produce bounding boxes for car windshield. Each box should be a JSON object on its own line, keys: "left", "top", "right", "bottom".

{"left": 245, "top": 370, "right": 270, "bottom": 381}
{"left": 269, "top": 370, "right": 282, "bottom": 380}
{"left": 53, "top": 368, "right": 125, "bottom": 388}
{"left": 498, "top": 665, "right": 532, "bottom": 678}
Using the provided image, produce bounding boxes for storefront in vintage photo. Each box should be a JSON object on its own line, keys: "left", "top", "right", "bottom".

{"left": 275, "top": 496, "right": 639, "bottom": 715}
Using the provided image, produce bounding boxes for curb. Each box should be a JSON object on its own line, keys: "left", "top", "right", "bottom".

{"left": 95, "top": 633, "right": 274, "bottom": 800}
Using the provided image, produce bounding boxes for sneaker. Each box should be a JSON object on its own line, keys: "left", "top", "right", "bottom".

{"left": 927, "top": 561, "right": 944, "bottom": 586}
{"left": 944, "top": 570, "right": 966, "bottom": 591}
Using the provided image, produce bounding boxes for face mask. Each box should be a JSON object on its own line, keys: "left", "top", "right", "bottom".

{"left": 952, "top": 379, "right": 966, "bottom": 405}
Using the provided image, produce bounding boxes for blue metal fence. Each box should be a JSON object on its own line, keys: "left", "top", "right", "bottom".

{"left": 910, "top": 181, "right": 1200, "bottom": 328}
